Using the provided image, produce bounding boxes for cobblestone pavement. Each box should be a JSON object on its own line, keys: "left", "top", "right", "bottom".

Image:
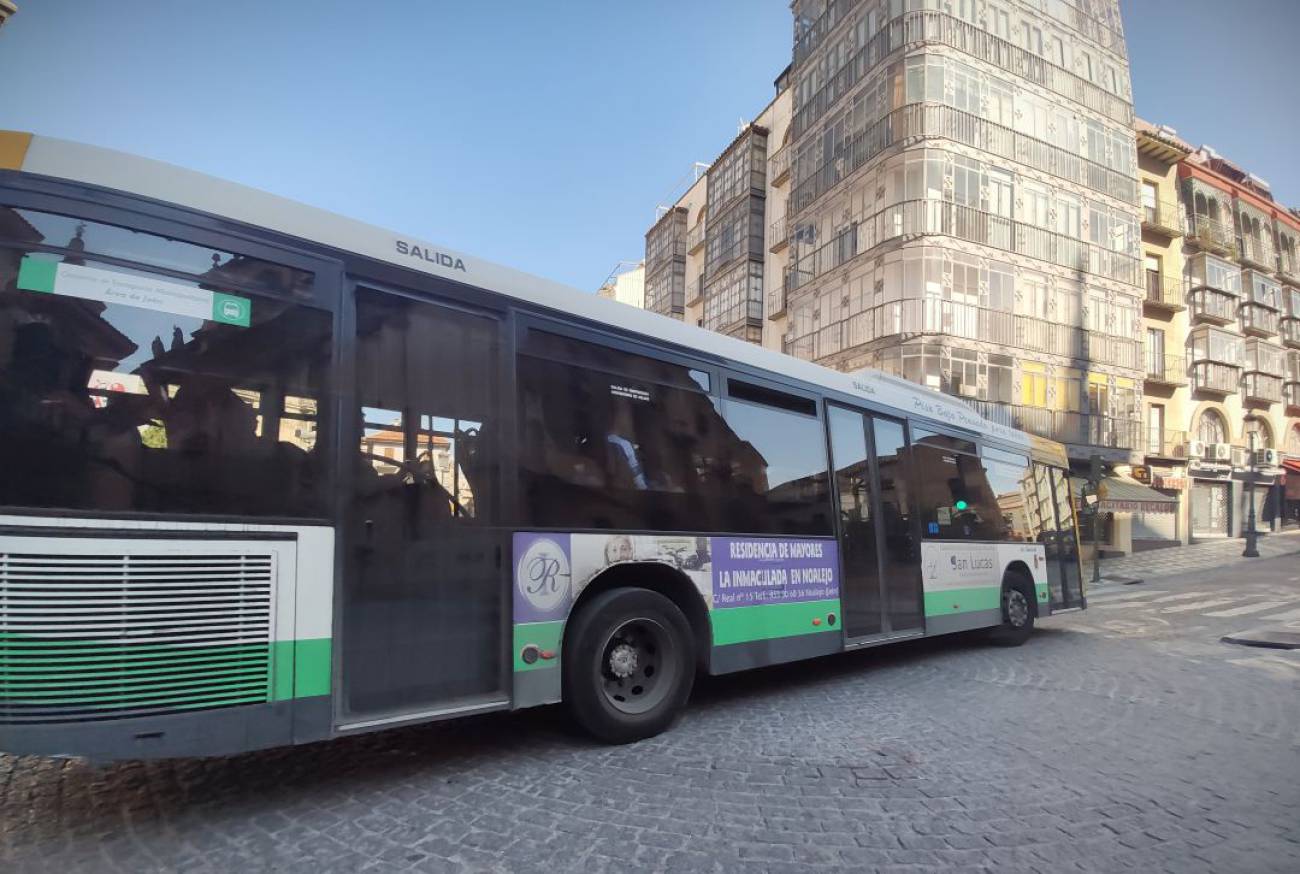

{"left": 3, "top": 559, "right": 1299, "bottom": 873}
{"left": 1093, "top": 528, "right": 1300, "bottom": 585}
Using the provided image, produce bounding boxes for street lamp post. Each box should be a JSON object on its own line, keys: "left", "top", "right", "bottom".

{"left": 1243, "top": 422, "right": 1260, "bottom": 558}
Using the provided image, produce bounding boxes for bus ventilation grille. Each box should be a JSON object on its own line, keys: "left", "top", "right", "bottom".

{"left": 0, "top": 551, "right": 275, "bottom": 724}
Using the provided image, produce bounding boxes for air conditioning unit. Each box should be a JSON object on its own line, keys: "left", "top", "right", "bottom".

{"left": 1211, "top": 442, "right": 1234, "bottom": 462}
{"left": 1185, "top": 440, "right": 1206, "bottom": 459}
{"left": 1256, "top": 448, "right": 1281, "bottom": 467}
{"left": 1230, "top": 446, "right": 1250, "bottom": 468}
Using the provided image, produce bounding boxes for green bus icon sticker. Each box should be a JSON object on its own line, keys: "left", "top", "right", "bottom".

{"left": 212, "top": 291, "right": 251, "bottom": 326}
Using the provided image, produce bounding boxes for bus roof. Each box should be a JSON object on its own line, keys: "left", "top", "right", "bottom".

{"left": 0, "top": 131, "right": 1058, "bottom": 460}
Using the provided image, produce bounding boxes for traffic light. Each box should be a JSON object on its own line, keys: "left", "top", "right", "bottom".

{"left": 1089, "top": 453, "right": 1103, "bottom": 487}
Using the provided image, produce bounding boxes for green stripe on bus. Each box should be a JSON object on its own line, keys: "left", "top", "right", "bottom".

{"left": 923, "top": 587, "right": 1001, "bottom": 616}
{"left": 923, "top": 583, "right": 1051, "bottom": 617}
{"left": 513, "top": 620, "right": 564, "bottom": 672}
{"left": 0, "top": 634, "right": 330, "bottom": 703}
{"left": 289, "top": 638, "right": 332, "bottom": 699}
{"left": 709, "top": 599, "right": 840, "bottom": 647}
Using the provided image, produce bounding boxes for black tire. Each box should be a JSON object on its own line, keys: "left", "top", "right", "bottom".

{"left": 563, "top": 587, "right": 695, "bottom": 743}
{"left": 987, "top": 573, "right": 1036, "bottom": 647}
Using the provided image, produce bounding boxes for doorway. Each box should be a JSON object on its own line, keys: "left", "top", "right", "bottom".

{"left": 827, "top": 405, "right": 924, "bottom": 640}
{"left": 340, "top": 286, "right": 508, "bottom": 723}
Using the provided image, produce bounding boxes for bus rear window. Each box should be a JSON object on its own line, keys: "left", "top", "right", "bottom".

{"left": 0, "top": 240, "right": 331, "bottom": 518}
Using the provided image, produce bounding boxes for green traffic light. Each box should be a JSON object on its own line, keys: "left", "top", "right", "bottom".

{"left": 954, "top": 500, "right": 968, "bottom": 511}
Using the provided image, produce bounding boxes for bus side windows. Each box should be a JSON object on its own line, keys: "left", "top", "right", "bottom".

{"left": 515, "top": 332, "right": 835, "bottom": 536}
{"left": 911, "top": 431, "right": 1014, "bottom": 541}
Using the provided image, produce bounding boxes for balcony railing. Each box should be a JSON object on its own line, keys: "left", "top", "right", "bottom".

{"left": 769, "top": 215, "right": 788, "bottom": 253}
{"left": 1243, "top": 373, "right": 1284, "bottom": 404}
{"left": 686, "top": 274, "right": 704, "bottom": 308}
{"left": 1145, "top": 353, "right": 1188, "bottom": 386}
{"left": 1142, "top": 200, "right": 1183, "bottom": 237}
{"left": 1240, "top": 302, "right": 1280, "bottom": 337}
{"left": 1185, "top": 215, "right": 1238, "bottom": 258}
{"left": 792, "top": 9, "right": 1132, "bottom": 139}
{"left": 962, "top": 401, "right": 1141, "bottom": 451}
{"left": 779, "top": 296, "right": 1145, "bottom": 367}
{"left": 1238, "top": 235, "right": 1276, "bottom": 272}
{"left": 1189, "top": 287, "right": 1237, "bottom": 326}
{"left": 1282, "top": 318, "right": 1300, "bottom": 349}
{"left": 1191, "top": 361, "right": 1241, "bottom": 395}
{"left": 786, "top": 199, "right": 1140, "bottom": 296}
{"left": 1144, "top": 271, "right": 1185, "bottom": 311}
{"left": 1145, "top": 428, "right": 1189, "bottom": 459}
{"left": 790, "top": 102, "right": 1137, "bottom": 219}
{"left": 768, "top": 146, "right": 791, "bottom": 186}
{"left": 686, "top": 221, "right": 705, "bottom": 254}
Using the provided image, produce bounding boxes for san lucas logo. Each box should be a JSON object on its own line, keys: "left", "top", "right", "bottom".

{"left": 516, "top": 537, "right": 571, "bottom": 615}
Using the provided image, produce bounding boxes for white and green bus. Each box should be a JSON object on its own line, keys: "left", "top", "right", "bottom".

{"left": 0, "top": 132, "right": 1085, "bottom": 760}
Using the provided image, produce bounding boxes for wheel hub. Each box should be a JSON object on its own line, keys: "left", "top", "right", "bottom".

{"left": 608, "top": 643, "right": 638, "bottom": 679}
{"left": 1007, "top": 590, "right": 1029, "bottom": 627}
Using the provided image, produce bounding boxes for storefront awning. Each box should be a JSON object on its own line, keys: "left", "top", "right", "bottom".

{"left": 1073, "top": 476, "right": 1178, "bottom": 514}
{"left": 1284, "top": 458, "right": 1300, "bottom": 475}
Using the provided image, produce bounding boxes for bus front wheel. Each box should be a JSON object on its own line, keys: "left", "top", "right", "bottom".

{"left": 987, "top": 573, "right": 1036, "bottom": 647}
{"left": 563, "top": 587, "right": 695, "bottom": 743}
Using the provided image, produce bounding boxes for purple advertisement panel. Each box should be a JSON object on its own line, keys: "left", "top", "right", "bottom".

{"left": 710, "top": 537, "right": 839, "bottom": 608}
{"left": 513, "top": 532, "right": 572, "bottom": 623}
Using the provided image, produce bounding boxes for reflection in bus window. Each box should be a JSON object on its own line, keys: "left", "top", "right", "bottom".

{"left": 517, "top": 334, "right": 833, "bottom": 535}
{"left": 982, "top": 448, "right": 1035, "bottom": 542}
{"left": 0, "top": 237, "right": 329, "bottom": 516}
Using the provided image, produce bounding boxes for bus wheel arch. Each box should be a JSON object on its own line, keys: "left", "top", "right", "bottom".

{"left": 988, "top": 564, "right": 1036, "bottom": 646}
{"left": 565, "top": 562, "right": 712, "bottom": 674}
{"left": 1002, "top": 560, "right": 1039, "bottom": 618}
{"left": 561, "top": 564, "right": 704, "bottom": 743}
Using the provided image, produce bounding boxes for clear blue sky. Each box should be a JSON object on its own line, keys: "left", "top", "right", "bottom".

{"left": 1, "top": 1, "right": 1295, "bottom": 291}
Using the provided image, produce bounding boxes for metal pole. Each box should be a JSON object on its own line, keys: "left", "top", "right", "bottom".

{"left": 1243, "top": 429, "right": 1259, "bottom": 558}
{"left": 1092, "top": 505, "right": 1102, "bottom": 584}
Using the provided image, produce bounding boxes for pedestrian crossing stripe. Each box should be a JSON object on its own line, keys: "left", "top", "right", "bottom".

{"left": 1202, "top": 601, "right": 1291, "bottom": 618}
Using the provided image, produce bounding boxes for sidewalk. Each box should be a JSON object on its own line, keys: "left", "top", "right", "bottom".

{"left": 1088, "top": 528, "right": 1300, "bottom": 588}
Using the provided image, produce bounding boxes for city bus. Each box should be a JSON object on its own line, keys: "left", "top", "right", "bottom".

{"left": 0, "top": 132, "right": 1085, "bottom": 761}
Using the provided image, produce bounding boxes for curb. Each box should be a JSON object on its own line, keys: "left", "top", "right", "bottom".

{"left": 1222, "top": 630, "right": 1300, "bottom": 650}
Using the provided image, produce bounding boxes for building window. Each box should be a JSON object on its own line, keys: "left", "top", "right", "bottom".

{"left": 1196, "top": 409, "right": 1228, "bottom": 445}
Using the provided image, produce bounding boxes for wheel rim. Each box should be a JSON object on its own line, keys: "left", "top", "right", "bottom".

{"left": 598, "top": 617, "right": 679, "bottom": 716}
{"left": 1005, "top": 588, "right": 1030, "bottom": 628}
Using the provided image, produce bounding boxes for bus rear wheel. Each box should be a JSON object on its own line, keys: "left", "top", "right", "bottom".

{"left": 987, "top": 573, "right": 1036, "bottom": 647}
{"left": 563, "top": 587, "right": 695, "bottom": 743}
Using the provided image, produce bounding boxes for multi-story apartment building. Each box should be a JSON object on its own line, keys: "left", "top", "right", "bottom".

{"left": 645, "top": 72, "right": 794, "bottom": 354}
{"left": 1134, "top": 120, "right": 1192, "bottom": 542}
{"left": 781, "top": 0, "right": 1143, "bottom": 465}
{"left": 1171, "top": 139, "right": 1299, "bottom": 537}
{"left": 646, "top": 0, "right": 1146, "bottom": 468}
{"left": 1124, "top": 118, "right": 1300, "bottom": 541}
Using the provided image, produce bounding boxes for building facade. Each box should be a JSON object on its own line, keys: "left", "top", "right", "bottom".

{"left": 596, "top": 261, "right": 646, "bottom": 308}
{"left": 645, "top": 74, "right": 794, "bottom": 356}
{"left": 782, "top": 0, "right": 1142, "bottom": 466}
{"left": 1134, "top": 120, "right": 1191, "bottom": 543}
{"left": 1146, "top": 132, "right": 1300, "bottom": 539}
{"left": 647, "top": 0, "right": 1146, "bottom": 468}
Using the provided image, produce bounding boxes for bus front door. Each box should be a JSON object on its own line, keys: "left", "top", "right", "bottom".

{"left": 828, "top": 406, "right": 924, "bottom": 641}
{"left": 340, "top": 286, "right": 509, "bottom": 725}
{"left": 1043, "top": 465, "right": 1085, "bottom": 610}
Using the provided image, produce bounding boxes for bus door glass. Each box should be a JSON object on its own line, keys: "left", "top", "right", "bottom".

{"left": 1048, "top": 466, "right": 1084, "bottom": 608}
{"left": 827, "top": 406, "right": 923, "bottom": 639}
{"left": 342, "top": 287, "right": 506, "bottom": 719}
{"left": 1032, "top": 463, "right": 1083, "bottom": 609}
